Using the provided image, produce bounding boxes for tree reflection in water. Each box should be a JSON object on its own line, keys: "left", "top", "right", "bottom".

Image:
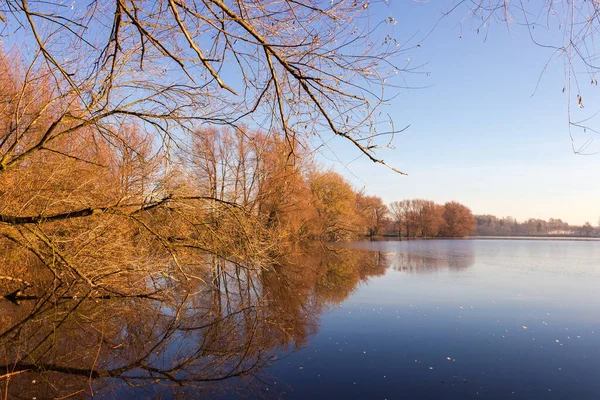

{"left": 0, "top": 246, "right": 388, "bottom": 398}
{"left": 389, "top": 250, "right": 475, "bottom": 273}
{"left": 339, "top": 240, "right": 476, "bottom": 274}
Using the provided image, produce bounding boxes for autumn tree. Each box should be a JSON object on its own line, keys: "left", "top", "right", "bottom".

{"left": 308, "top": 171, "right": 361, "bottom": 241}
{"left": 388, "top": 199, "right": 445, "bottom": 239}
{"left": 389, "top": 200, "right": 405, "bottom": 238}
{"left": 356, "top": 193, "right": 388, "bottom": 237}
{"left": 189, "top": 126, "right": 315, "bottom": 242}
{"left": 388, "top": 200, "right": 415, "bottom": 238}
{"left": 254, "top": 134, "right": 315, "bottom": 240}
{"left": 439, "top": 201, "right": 476, "bottom": 237}
{"left": 409, "top": 199, "right": 444, "bottom": 238}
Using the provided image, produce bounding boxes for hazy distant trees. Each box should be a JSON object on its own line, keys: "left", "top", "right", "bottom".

{"left": 475, "top": 215, "right": 599, "bottom": 237}
{"left": 581, "top": 222, "right": 595, "bottom": 237}
{"left": 475, "top": 215, "right": 514, "bottom": 236}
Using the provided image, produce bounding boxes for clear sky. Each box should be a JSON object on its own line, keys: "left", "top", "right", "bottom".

{"left": 317, "top": 1, "right": 600, "bottom": 226}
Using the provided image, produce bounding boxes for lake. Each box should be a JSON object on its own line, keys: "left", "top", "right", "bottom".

{"left": 1, "top": 239, "right": 599, "bottom": 399}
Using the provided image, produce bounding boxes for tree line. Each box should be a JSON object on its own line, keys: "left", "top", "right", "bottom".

{"left": 0, "top": 0, "right": 404, "bottom": 299}
{"left": 1, "top": 0, "right": 598, "bottom": 302}
{"left": 181, "top": 128, "right": 480, "bottom": 241}
{"left": 0, "top": 49, "right": 474, "bottom": 300}
{"left": 475, "top": 215, "right": 600, "bottom": 237}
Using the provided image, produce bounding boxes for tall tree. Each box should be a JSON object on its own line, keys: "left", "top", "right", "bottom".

{"left": 356, "top": 193, "right": 388, "bottom": 237}
{"left": 440, "top": 202, "right": 476, "bottom": 237}
{"left": 308, "top": 171, "right": 361, "bottom": 241}
{"left": 389, "top": 201, "right": 405, "bottom": 238}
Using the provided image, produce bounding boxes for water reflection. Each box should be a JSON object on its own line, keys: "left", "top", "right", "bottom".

{"left": 389, "top": 250, "right": 475, "bottom": 273}
{"left": 4, "top": 241, "right": 598, "bottom": 399}
{"left": 342, "top": 240, "right": 476, "bottom": 273}
{"left": 0, "top": 245, "right": 387, "bottom": 398}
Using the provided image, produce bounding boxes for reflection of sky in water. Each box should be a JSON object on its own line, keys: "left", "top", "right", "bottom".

{"left": 4, "top": 240, "right": 599, "bottom": 398}
{"left": 246, "top": 240, "right": 600, "bottom": 399}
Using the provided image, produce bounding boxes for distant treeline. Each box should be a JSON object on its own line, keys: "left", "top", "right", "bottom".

{"left": 346, "top": 197, "right": 600, "bottom": 240}
{"left": 474, "top": 215, "right": 600, "bottom": 237}
{"left": 318, "top": 196, "right": 478, "bottom": 240}
{"left": 382, "top": 199, "right": 477, "bottom": 238}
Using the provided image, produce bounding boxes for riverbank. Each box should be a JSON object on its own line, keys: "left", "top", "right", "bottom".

{"left": 376, "top": 235, "right": 600, "bottom": 242}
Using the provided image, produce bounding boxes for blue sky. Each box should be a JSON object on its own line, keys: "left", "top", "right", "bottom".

{"left": 318, "top": 1, "right": 600, "bottom": 225}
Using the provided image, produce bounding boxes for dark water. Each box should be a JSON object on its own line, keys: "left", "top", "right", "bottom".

{"left": 243, "top": 240, "right": 600, "bottom": 400}
{"left": 2, "top": 240, "right": 599, "bottom": 399}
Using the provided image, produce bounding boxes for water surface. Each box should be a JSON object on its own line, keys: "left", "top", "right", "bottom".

{"left": 244, "top": 239, "right": 600, "bottom": 399}
{"left": 2, "top": 239, "right": 599, "bottom": 399}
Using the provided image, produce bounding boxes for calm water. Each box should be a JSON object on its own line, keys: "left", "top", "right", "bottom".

{"left": 239, "top": 239, "right": 600, "bottom": 400}
{"left": 2, "top": 239, "right": 600, "bottom": 399}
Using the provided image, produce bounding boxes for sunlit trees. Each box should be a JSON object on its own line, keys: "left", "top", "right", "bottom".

{"left": 0, "top": 0, "right": 407, "bottom": 295}
{"left": 439, "top": 201, "right": 477, "bottom": 237}
{"left": 308, "top": 171, "right": 361, "bottom": 241}
{"left": 389, "top": 200, "right": 406, "bottom": 238}
{"left": 0, "top": 51, "right": 170, "bottom": 292}
{"left": 189, "top": 127, "right": 315, "bottom": 243}
{"left": 254, "top": 134, "right": 315, "bottom": 240}
{"left": 388, "top": 199, "right": 446, "bottom": 239}
{"left": 356, "top": 193, "right": 388, "bottom": 237}
{"left": 412, "top": 199, "right": 445, "bottom": 238}
{"left": 388, "top": 200, "right": 412, "bottom": 238}
{"left": 387, "top": 199, "right": 475, "bottom": 238}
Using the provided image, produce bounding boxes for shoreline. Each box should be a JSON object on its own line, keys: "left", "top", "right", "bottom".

{"left": 468, "top": 235, "right": 600, "bottom": 242}
{"left": 375, "top": 235, "right": 600, "bottom": 242}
